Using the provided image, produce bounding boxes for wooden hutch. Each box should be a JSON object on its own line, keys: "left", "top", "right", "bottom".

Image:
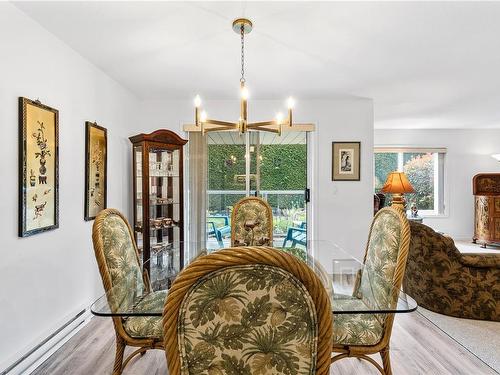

{"left": 129, "top": 130, "right": 187, "bottom": 287}
{"left": 473, "top": 173, "right": 500, "bottom": 248}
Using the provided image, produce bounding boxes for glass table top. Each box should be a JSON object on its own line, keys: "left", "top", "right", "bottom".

{"left": 91, "top": 240, "right": 417, "bottom": 317}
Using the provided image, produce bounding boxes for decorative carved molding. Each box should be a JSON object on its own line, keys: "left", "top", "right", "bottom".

{"left": 473, "top": 173, "right": 500, "bottom": 195}
{"left": 128, "top": 129, "right": 188, "bottom": 146}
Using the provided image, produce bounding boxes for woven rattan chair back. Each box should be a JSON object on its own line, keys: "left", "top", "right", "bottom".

{"left": 355, "top": 207, "right": 411, "bottom": 319}
{"left": 92, "top": 208, "right": 163, "bottom": 375}
{"left": 163, "top": 246, "right": 333, "bottom": 375}
{"left": 230, "top": 197, "right": 273, "bottom": 247}
{"left": 92, "top": 208, "right": 143, "bottom": 293}
{"left": 332, "top": 206, "right": 411, "bottom": 375}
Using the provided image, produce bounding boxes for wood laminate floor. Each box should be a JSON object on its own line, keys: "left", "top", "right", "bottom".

{"left": 31, "top": 311, "right": 497, "bottom": 375}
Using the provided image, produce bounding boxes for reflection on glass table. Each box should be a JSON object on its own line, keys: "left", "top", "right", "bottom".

{"left": 91, "top": 240, "right": 417, "bottom": 317}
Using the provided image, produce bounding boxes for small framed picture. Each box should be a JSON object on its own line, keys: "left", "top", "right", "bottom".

{"left": 84, "top": 121, "right": 107, "bottom": 221}
{"left": 332, "top": 142, "right": 360, "bottom": 181}
{"left": 19, "top": 97, "right": 59, "bottom": 237}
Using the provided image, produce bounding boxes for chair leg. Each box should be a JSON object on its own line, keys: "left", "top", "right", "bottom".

{"left": 380, "top": 347, "right": 392, "bottom": 375}
{"left": 112, "top": 335, "right": 125, "bottom": 375}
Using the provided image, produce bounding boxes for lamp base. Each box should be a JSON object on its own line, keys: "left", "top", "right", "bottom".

{"left": 391, "top": 193, "right": 406, "bottom": 211}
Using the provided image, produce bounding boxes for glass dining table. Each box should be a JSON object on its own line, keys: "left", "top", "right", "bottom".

{"left": 91, "top": 241, "right": 417, "bottom": 317}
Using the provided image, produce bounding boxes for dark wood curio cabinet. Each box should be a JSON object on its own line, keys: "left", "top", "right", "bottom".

{"left": 129, "top": 130, "right": 188, "bottom": 288}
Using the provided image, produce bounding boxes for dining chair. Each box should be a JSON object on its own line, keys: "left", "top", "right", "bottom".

{"left": 163, "top": 246, "right": 333, "bottom": 375}
{"left": 230, "top": 196, "right": 273, "bottom": 246}
{"left": 92, "top": 208, "right": 165, "bottom": 375}
{"left": 331, "top": 207, "right": 411, "bottom": 375}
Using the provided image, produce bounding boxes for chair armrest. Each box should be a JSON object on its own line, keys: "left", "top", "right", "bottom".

{"left": 290, "top": 227, "right": 307, "bottom": 234}
{"left": 459, "top": 254, "right": 500, "bottom": 268}
{"left": 206, "top": 221, "right": 217, "bottom": 235}
{"left": 352, "top": 269, "right": 362, "bottom": 297}
{"left": 143, "top": 268, "right": 152, "bottom": 293}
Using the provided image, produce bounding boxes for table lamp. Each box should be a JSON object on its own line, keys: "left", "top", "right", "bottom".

{"left": 381, "top": 172, "right": 415, "bottom": 210}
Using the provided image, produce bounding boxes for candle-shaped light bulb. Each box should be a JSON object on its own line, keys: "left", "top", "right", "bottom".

{"left": 287, "top": 97, "right": 295, "bottom": 109}
{"left": 200, "top": 111, "right": 207, "bottom": 123}
{"left": 241, "top": 86, "right": 249, "bottom": 100}
{"left": 194, "top": 95, "right": 201, "bottom": 108}
{"left": 276, "top": 112, "right": 284, "bottom": 124}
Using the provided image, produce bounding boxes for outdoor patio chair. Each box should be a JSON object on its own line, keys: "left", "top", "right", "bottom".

{"left": 282, "top": 221, "right": 307, "bottom": 247}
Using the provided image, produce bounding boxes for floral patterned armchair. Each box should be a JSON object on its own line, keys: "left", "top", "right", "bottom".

{"left": 332, "top": 207, "right": 411, "bottom": 375}
{"left": 404, "top": 221, "right": 500, "bottom": 321}
{"left": 231, "top": 197, "right": 273, "bottom": 247}
{"left": 92, "top": 209, "right": 166, "bottom": 375}
{"left": 162, "top": 246, "right": 333, "bottom": 375}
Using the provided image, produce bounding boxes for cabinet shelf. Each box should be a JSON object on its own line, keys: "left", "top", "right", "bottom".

{"left": 136, "top": 174, "right": 180, "bottom": 178}
{"left": 135, "top": 202, "right": 181, "bottom": 207}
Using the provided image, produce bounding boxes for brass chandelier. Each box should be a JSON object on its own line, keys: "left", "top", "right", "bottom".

{"left": 192, "top": 18, "right": 296, "bottom": 136}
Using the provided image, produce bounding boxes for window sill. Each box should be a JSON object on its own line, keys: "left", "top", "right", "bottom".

{"left": 418, "top": 214, "right": 449, "bottom": 219}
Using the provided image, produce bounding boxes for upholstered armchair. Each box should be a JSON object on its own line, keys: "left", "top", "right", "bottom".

{"left": 163, "top": 246, "right": 333, "bottom": 375}
{"left": 404, "top": 221, "right": 500, "bottom": 321}
{"left": 332, "top": 207, "right": 411, "bottom": 375}
{"left": 231, "top": 197, "right": 273, "bottom": 246}
{"left": 92, "top": 209, "right": 165, "bottom": 375}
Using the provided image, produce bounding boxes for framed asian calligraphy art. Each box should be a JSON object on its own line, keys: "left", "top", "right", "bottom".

{"left": 84, "top": 121, "right": 107, "bottom": 221}
{"left": 19, "top": 97, "right": 59, "bottom": 237}
{"left": 332, "top": 141, "right": 360, "bottom": 181}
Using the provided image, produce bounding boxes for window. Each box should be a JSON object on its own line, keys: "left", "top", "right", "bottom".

{"left": 374, "top": 148, "right": 446, "bottom": 216}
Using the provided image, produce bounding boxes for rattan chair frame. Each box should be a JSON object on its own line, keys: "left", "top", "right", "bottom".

{"left": 230, "top": 196, "right": 274, "bottom": 246}
{"left": 92, "top": 208, "right": 164, "bottom": 375}
{"left": 331, "top": 207, "right": 411, "bottom": 375}
{"left": 163, "top": 246, "right": 333, "bottom": 375}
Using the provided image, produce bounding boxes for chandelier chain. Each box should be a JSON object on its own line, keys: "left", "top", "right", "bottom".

{"left": 240, "top": 25, "right": 245, "bottom": 83}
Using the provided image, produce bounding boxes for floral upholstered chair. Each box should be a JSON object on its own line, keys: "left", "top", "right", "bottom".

{"left": 163, "top": 246, "right": 333, "bottom": 375}
{"left": 231, "top": 197, "right": 273, "bottom": 247}
{"left": 331, "top": 207, "right": 411, "bottom": 375}
{"left": 404, "top": 221, "right": 499, "bottom": 321}
{"left": 92, "top": 209, "right": 165, "bottom": 375}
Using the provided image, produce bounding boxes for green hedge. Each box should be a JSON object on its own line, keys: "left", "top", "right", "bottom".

{"left": 207, "top": 144, "right": 307, "bottom": 212}
{"left": 208, "top": 144, "right": 306, "bottom": 190}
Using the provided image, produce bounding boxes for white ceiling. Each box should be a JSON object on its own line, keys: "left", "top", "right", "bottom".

{"left": 14, "top": 1, "right": 500, "bottom": 129}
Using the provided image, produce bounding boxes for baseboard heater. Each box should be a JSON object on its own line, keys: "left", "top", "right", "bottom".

{"left": 2, "top": 309, "right": 87, "bottom": 375}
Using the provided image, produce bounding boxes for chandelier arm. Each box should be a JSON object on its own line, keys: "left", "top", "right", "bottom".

{"left": 249, "top": 127, "right": 280, "bottom": 134}
{"left": 247, "top": 120, "right": 278, "bottom": 127}
{"left": 203, "top": 119, "right": 239, "bottom": 127}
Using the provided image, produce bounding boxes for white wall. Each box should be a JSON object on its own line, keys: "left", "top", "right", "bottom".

{"left": 0, "top": 3, "right": 138, "bottom": 370}
{"left": 375, "top": 129, "right": 500, "bottom": 238}
{"left": 137, "top": 98, "right": 374, "bottom": 264}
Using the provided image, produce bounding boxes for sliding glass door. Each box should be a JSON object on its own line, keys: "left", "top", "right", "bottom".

{"left": 206, "top": 131, "right": 309, "bottom": 248}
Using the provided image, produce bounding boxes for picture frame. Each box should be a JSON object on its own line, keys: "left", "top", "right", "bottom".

{"left": 19, "top": 97, "right": 59, "bottom": 237}
{"left": 84, "top": 121, "right": 107, "bottom": 221}
{"left": 332, "top": 141, "right": 361, "bottom": 181}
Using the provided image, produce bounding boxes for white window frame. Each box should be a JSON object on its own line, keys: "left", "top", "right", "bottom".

{"left": 374, "top": 147, "right": 446, "bottom": 217}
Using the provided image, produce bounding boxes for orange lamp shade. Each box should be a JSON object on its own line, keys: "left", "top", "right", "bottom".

{"left": 381, "top": 172, "right": 415, "bottom": 194}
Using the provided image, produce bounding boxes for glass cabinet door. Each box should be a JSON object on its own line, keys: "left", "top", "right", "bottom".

{"left": 133, "top": 145, "right": 143, "bottom": 255}
{"left": 147, "top": 147, "right": 182, "bottom": 285}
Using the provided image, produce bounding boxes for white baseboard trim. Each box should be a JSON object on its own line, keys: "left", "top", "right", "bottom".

{"left": 1, "top": 308, "right": 92, "bottom": 375}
